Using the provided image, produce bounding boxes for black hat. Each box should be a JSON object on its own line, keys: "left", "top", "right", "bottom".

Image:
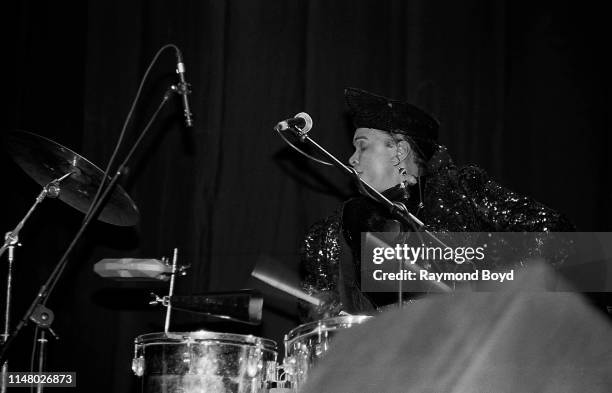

{"left": 344, "top": 87, "right": 439, "bottom": 141}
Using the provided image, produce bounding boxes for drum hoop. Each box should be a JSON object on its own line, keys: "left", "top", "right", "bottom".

{"left": 134, "top": 331, "right": 277, "bottom": 351}
{"left": 284, "top": 315, "right": 371, "bottom": 345}
{"left": 136, "top": 341, "right": 278, "bottom": 356}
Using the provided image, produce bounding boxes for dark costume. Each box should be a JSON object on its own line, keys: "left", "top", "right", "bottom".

{"left": 300, "top": 88, "right": 574, "bottom": 321}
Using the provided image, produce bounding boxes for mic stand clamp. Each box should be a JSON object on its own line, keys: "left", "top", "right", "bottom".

{"left": 171, "top": 82, "right": 191, "bottom": 99}
{"left": 24, "top": 304, "right": 60, "bottom": 393}
{"left": 30, "top": 304, "right": 58, "bottom": 337}
{"left": 293, "top": 125, "right": 310, "bottom": 142}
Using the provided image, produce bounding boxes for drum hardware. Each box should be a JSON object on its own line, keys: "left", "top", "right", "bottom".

{"left": 1, "top": 45, "right": 194, "bottom": 392}
{"left": 0, "top": 128, "right": 145, "bottom": 368}
{"left": 142, "top": 248, "right": 182, "bottom": 333}
{"left": 122, "top": 252, "right": 273, "bottom": 390}
{"left": 0, "top": 79, "right": 168, "bottom": 367}
{"left": 0, "top": 171, "right": 74, "bottom": 259}
{"left": 139, "top": 248, "right": 264, "bottom": 326}
{"left": 0, "top": 171, "right": 78, "bottom": 393}
{"left": 0, "top": 130, "right": 141, "bottom": 380}
{"left": 165, "top": 248, "right": 179, "bottom": 333}
{"left": 133, "top": 256, "right": 275, "bottom": 391}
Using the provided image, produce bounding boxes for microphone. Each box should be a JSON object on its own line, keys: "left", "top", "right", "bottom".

{"left": 275, "top": 112, "right": 313, "bottom": 133}
{"left": 175, "top": 50, "right": 194, "bottom": 127}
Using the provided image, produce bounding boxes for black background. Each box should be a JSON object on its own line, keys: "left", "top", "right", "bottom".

{"left": 1, "top": 1, "right": 610, "bottom": 392}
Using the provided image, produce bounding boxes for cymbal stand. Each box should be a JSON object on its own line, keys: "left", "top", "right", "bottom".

{"left": 0, "top": 86, "right": 175, "bottom": 365}
{"left": 1, "top": 173, "right": 72, "bottom": 393}
{"left": 0, "top": 172, "right": 73, "bottom": 259}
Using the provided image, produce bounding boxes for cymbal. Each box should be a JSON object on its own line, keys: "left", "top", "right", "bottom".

{"left": 4, "top": 130, "right": 139, "bottom": 226}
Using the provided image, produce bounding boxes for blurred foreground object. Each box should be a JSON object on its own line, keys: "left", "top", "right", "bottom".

{"left": 301, "top": 263, "right": 612, "bottom": 393}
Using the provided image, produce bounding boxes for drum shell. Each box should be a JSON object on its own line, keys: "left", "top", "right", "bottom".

{"left": 284, "top": 315, "right": 371, "bottom": 389}
{"left": 133, "top": 331, "right": 277, "bottom": 393}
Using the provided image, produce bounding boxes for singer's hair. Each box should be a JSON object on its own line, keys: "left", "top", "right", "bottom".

{"left": 384, "top": 130, "right": 435, "bottom": 172}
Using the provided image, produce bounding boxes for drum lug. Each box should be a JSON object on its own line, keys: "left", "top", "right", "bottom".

{"left": 281, "top": 356, "right": 296, "bottom": 377}
{"left": 246, "top": 345, "right": 263, "bottom": 378}
{"left": 263, "top": 360, "right": 278, "bottom": 382}
{"left": 132, "top": 356, "right": 144, "bottom": 376}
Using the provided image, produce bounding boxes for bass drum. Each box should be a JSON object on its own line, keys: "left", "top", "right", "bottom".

{"left": 132, "top": 331, "right": 278, "bottom": 393}
{"left": 283, "top": 315, "right": 372, "bottom": 390}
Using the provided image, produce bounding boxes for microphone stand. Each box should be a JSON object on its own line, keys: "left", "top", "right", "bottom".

{"left": 0, "top": 86, "right": 176, "bottom": 365}
{"left": 277, "top": 123, "right": 452, "bottom": 309}
{"left": 278, "top": 124, "right": 448, "bottom": 248}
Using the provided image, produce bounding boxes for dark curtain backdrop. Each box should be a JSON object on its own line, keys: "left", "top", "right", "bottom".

{"left": 2, "top": 1, "right": 610, "bottom": 392}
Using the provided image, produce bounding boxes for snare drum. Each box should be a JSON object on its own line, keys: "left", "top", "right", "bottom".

{"left": 283, "top": 315, "right": 371, "bottom": 389}
{"left": 132, "top": 331, "right": 278, "bottom": 393}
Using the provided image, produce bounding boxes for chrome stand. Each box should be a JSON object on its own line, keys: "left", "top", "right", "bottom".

{"left": 36, "top": 330, "right": 47, "bottom": 393}
{"left": 0, "top": 245, "right": 16, "bottom": 393}
{"left": 164, "top": 248, "right": 179, "bottom": 333}
{"left": 149, "top": 248, "right": 189, "bottom": 333}
{"left": 0, "top": 172, "right": 72, "bottom": 259}
{"left": 0, "top": 173, "right": 71, "bottom": 393}
{"left": 0, "top": 361, "right": 5, "bottom": 393}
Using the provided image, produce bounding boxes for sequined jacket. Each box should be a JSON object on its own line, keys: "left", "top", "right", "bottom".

{"left": 299, "top": 145, "right": 574, "bottom": 321}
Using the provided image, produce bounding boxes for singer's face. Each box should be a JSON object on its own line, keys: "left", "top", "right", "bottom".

{"left": 348, "top": 128, "right": 401, "bottom": 192}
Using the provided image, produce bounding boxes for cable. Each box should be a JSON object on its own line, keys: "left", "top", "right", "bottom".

{"left": 44, "top": 88, "right": 173, "bottom": 304}
{"left": 83, "top": 43, "right": 180, "bottom": 224}
{"left": 42, "top": 44, "right": 181, "bottom": 304}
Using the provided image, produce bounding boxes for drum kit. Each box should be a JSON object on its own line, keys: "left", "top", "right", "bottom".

{"left": 129, "top": 315, "right": 372, "bottom": 393}
{"left": 0, "top": 130, "right": 374, "bottom": 392}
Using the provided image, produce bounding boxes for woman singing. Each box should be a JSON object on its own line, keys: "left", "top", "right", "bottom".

{"left": 300, "top": 87, "right": 574, "bottom": 321}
